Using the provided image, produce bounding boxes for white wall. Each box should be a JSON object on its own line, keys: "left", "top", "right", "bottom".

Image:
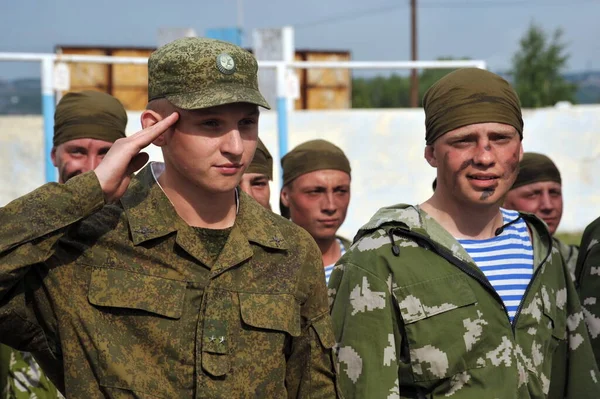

{"left": 3, "top": 105, "right": 599, "bottom": 239}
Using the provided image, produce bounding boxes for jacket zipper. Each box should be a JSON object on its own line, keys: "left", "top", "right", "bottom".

{"left": 390, "top": 226, "right": 552, "bottom": 332}
{"left": 510, "top": 229, "right": 553, "bottom": 331}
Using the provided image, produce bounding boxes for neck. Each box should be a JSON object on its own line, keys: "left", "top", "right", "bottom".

{"left": 317, "top": 237, "right": 341, "bottom": 266}
{"left": 158, "top": 169, "right": 237, "bottom": 229}
{"left": 421, "top": 191, "right": 504, "bottom": 240}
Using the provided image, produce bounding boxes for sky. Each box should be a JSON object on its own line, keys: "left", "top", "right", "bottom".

{"left": 0, "top": 0, "right": 599, "bottom": 80}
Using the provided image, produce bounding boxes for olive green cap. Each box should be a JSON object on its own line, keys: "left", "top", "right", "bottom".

{"left": 512, "top": 152, "right": 562, "bottom": 190}
{"left": 148, "top": 37, "right": 270, "bottom": 110}
{"left": 53, "top": 90, "right": 127, "bottom": 147}
{"left": 246, "top": 138, "right": 273, "bottom": 180}
{"left": 281, "top": 139, "right": 351, "bottom": 186}
{"left": 423, "top": 68, "right": 523, "bottom": 145}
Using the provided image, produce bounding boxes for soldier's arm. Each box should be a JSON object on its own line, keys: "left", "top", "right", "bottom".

{"left": 285, "top": 233, "right": 340, "bottom": 399}
{"left": 573, "top": 219, "right": 600, "bottom": 374}
{"left": 329, "top": 260, "right": 401, "bottom": 399}
{"left": 0, "top": 172, "right": 105, "bottom": 297}
{"left": 562, "top": 254, "right": 600, "bottom": 398}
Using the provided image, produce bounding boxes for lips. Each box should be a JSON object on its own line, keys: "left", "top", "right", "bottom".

{"left": 467, "top": 174, "right": 499, "bottom": 188}
{"left": 318, "top": 219, "right": 339, "bottom": 226}
{"left": 215, "top": 163, "right": 243, "bottom": 175}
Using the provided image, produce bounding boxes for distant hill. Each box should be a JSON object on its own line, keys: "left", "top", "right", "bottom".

{"left": 1, "top": 71, "right": 600, "bottom": 114}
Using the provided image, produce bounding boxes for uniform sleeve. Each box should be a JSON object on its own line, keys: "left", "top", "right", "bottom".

{"left": 0, "top": 171, "right": 104, "bottom": 352}
{"left": 562, "top": 249, "right": 600, "bottom": 398}
{"left": 329, "top": 261, "right": 400, "bottom": 399}
{"left": 285, "top": 231, "right": 341, "bottom": 398}
{"left": 575, "top": 218, "right": 600, "bottom": 371}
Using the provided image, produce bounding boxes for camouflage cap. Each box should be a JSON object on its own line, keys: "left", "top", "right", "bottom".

{"left": 245, "top": 138, "right": 273, "bottom": 180}
{"left": 148, "top": 37, "right": 270, "bottom": 110}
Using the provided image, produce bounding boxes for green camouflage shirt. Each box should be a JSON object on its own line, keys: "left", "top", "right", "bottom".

{"left": 575, "top": 216, "right": 600, "bottom": 370}
{"left": 554, "top": 238, "right": 579, "bottom": 285}
{"left": 0, "top": 345, "right": 62, "bottom": 399}
{"left": 328, "top": 204, "right": 599, "bottom": 398}
{"left": 0, "top": 163, "right": 339, "bottom": 398}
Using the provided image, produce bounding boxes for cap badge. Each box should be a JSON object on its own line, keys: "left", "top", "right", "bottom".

{"left": 216, "top": 53, "right": 236, "bottom": 75}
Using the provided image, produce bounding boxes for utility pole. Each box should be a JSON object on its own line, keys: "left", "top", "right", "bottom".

{"left": 410, "top": 0, "right": 418, "bottom": 107}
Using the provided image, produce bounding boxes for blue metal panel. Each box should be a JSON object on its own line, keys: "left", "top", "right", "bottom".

{"left": 205, "top": 28, "right": 243, "bottom": 46}
{"left": 42, "top": 93, "right": 56, "bottom": 183}
{"left": 276, "top": 96, "right": 288, "bottom": 185}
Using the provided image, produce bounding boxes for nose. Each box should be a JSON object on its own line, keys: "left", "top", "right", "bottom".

{"left": 473, "top": 140, "right": 494, "bottom": 166}
{"left": 322, "top": 192, "right": 337, "bottom": 215}
{"left": 222, "top": 128, "right": 244, "bottom": 157}
{"left": 540, "top": 191, "right": 554, "bottom": 211}
{"left": 82, "top": 156, "right": 101, "bottom": 173}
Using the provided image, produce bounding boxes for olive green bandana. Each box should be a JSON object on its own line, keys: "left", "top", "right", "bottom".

{"left": 512, "top": 152, "right": 561, "bottom": 189}
{"left": 245, "top": 139, "right": 273, "bottom": 180}
{"left": 53, "top": 90, "right": 127, "bottom": 147}
{"left": 281, "top": 139, "right": 351, "bottom": 186}
{"left": 423, "top": 68, "right": 524, "bottom": 145}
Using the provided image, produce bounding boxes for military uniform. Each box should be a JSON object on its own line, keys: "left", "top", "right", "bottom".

{"left": 0, "top": 347, "right": 63, "bottom": 399}
{"left": 329, "top": 204, "right": 599, "bottom": 398}
{"left": 0, "top": 164, "right": 339, "bottom": 398}
{"left": 554, "top": 238, "right": 579, "bottom": 284}
{"left": 575, "top": 216, "right": 600, "bottom": 369}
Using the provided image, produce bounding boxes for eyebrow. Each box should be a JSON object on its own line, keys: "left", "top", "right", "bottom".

{"left": 250, "top": 175, "right": 269, "bottom": 183}
{"left": 190, "top": 108, "right": 260, "bottom": 117}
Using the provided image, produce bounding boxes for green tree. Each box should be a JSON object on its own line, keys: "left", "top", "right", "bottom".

{"left": 351, "top": 57, "right": 469, "bottom": 108}
{"left": 511, "top": 23, "right": 577, "bottom": 107}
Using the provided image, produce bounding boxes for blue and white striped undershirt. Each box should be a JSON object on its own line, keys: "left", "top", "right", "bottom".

{"left": 457, "top": 208, "right": 534, "bottom": 322}
{"left": 324, "top": 239, "right": 347, "bottom": 284}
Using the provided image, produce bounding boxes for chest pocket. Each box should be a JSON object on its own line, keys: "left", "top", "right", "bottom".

{"left": 88, "top": 268, "right": 194, "bottom": 398}
{"left": 199, "top": 291, "right": 301, "bottom": 397}
{"left": 393, "top": 273, "right": 488, "bottom": 382}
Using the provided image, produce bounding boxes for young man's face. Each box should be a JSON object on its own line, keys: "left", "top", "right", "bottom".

{"left": 426, "top": 122, "right": 523, "bottom": 209}
{"left": 504, "top": 181, "right": 563, "bottom": 235}
{"left": 281, "top": 169, "right": 350, "bottom": 242}
{"left": 239, "top": 172, "right": 271, "bottom": 209}
{"left": 158, "top": 102, "right": 259, "bottom": 195}
{"left": 51, "top": 138, "right": 115, "bottom": 183}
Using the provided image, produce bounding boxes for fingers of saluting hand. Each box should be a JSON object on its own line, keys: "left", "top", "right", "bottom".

{"left": 127, "top": 112, "right": 179, "bottom": 150}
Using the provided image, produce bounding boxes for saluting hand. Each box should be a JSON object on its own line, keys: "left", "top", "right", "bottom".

{"left": 94, "top": 112, "right": 179, "bottom": 204}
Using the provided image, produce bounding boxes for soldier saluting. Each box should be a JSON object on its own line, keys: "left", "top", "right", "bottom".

{"left": 0, "top": 38, "right": 339, "bottom": 398}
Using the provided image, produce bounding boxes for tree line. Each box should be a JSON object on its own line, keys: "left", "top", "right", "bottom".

{"left": 352, "top": 23, "right": 577, "bottom": 109}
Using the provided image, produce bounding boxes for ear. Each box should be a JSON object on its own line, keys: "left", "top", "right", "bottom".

{"left": 141, "top": 110, "right": 169, "bottom": 147}
{"left": 424, "top": 145, "right": 438, "bottom": 168}
{"left": 280, "top": 186, "right": 290, "bottom": 207}
{"left": 50, "top": 147, "right": 58, "bottom": 167}
{"left": 518, "top": 141, "right": 524, "bottom": 162}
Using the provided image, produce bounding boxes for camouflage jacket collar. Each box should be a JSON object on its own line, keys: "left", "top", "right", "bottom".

{"left": 356, "top": 203, "right": 553, "bottom": 270}
{"left": 120, "top": 163, "right": 287, "bottom": 252}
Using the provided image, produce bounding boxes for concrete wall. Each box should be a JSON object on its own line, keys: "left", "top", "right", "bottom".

{"left": 3, "top": 105, "right": 599, "bottom": 239}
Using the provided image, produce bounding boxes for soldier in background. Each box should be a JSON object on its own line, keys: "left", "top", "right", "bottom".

{"left": 329, "top": 68, "right": 599, "bottom": 398}
{"left": 504, "top": 152, "right": 579, "bottom": 279}
{"left": 0, "top": 38, "right": 338, "bottom": 397}
{"left": 239, "top": 138, "right": 273, "bottom": 209}
{"left": 280, "top": 139, "right": 351, "bottom": 283}
{"left": 0, "top": 90, "right": 127, "bottom": 399}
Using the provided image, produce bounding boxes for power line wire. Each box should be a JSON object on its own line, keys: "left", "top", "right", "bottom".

{"left": 293, "top": 0, "right": 599, "bottom": 29}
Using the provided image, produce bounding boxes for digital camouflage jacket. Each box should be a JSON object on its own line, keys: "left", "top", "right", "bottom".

{"left": 328, "top": 204, "right": 599, "bottom": 399}
{"left": 575, "top": 216, "right": 600, "bottom": 369}
{"left": 0, "top": 164, "right": 339, "bottom": 398}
